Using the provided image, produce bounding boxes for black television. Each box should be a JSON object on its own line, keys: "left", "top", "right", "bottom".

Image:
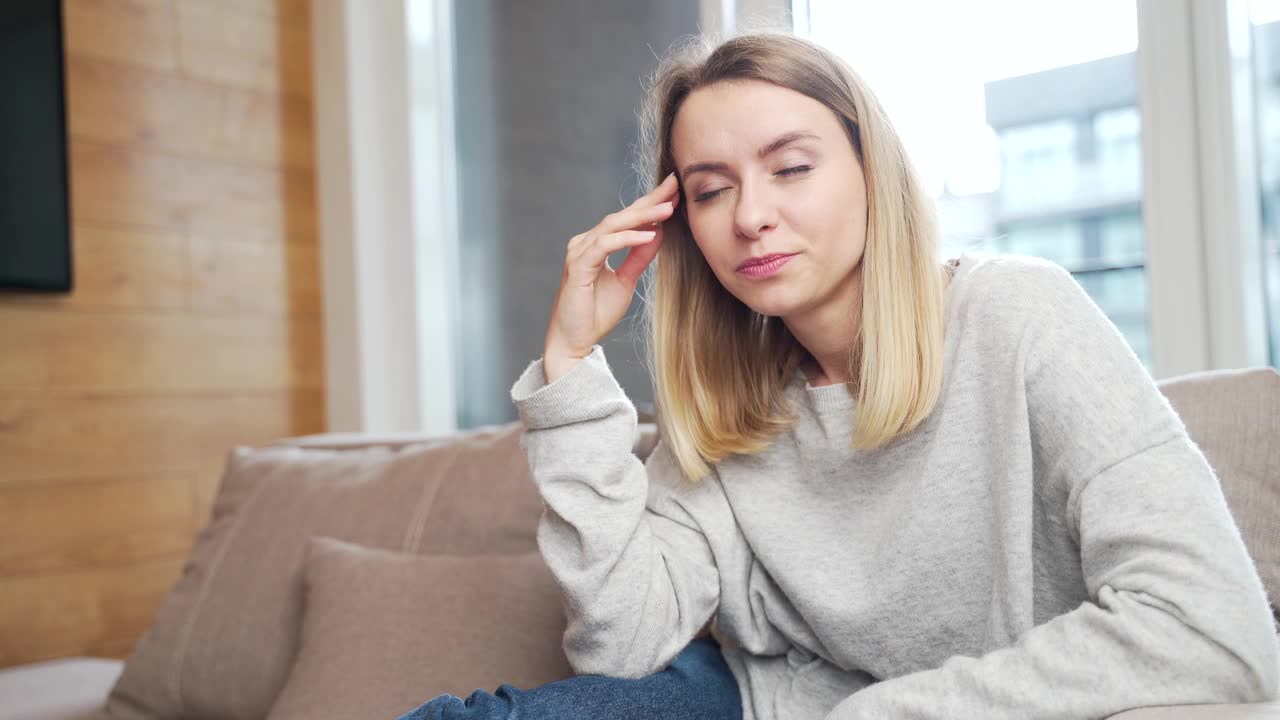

{"left": 0, "top": 0, "right": 71, "bottom": 292}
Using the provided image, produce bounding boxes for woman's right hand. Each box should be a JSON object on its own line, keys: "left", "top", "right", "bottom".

{"left": 542, "top": 171, "right": 682, "bottom": 383}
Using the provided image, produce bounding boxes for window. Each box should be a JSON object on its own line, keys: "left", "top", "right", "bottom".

{"left": 802, "top": 0, "right": 1153, "bottom": 367}
{"left": 1251, "top": 0, "right": 1280, "bottom": 364}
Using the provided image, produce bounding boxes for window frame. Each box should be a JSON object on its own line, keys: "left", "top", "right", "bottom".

{"left": 788, "top": 0, "right": 1272, "bottom": 378}
{"left": 311, "top": 0, "right": 1274, "bottom": 434}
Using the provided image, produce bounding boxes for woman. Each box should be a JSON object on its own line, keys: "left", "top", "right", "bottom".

{"left": 395, "top": 31, "right": 1278, "bottom": 720}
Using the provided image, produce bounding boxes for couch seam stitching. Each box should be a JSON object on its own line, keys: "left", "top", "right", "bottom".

{"left": 168, "top": 456, "right": 274, "bottom": 712}
{"left": 402, "top": 446, "right": 456, "bottom": 553}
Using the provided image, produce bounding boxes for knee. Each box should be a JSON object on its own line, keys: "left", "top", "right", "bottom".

{"left": 447, "top": 685, "right": 523, "bottom": 718}
{"left": 666, "top": 639, "right": 741, "bottom": 717}
{"left": 395, "top": 683, "right": 533, "bottom": 720}
{"left": 675, "top": 637, "right": 729, "bottom": 674}
{"left": 393, "top": 693, "right": 463, "bottom": 720}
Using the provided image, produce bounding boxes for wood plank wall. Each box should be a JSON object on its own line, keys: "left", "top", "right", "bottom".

{"left": 0, "top": 0, "right": 325, "bottom": 667}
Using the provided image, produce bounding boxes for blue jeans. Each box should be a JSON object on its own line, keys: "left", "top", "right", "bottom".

{"left": 393, "top": 635, "right": 742, "bottom": 720}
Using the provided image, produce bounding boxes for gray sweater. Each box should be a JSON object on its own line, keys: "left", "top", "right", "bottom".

{"left": 509, "top": 252, "right": 1279, "bottom": 719}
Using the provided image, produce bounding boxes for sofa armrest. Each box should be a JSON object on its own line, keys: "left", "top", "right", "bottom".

{"left": 1109, "top": 702, "right": 1280, "bottom": 719}
{"left": 0, "top": 657, "right": 122, "bottom": 720}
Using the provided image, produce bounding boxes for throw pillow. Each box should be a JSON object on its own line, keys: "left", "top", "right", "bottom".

{"left": 265, "top": 537, "right": 573, "bottom": 720}
{"left": 101, "top": 422, "right": 543, "bottom": 720}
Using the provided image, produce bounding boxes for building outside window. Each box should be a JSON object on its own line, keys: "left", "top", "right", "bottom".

{"left": 804, "top": 1, "right": 1153, "bottom": 366}
{"left": 1251, "top": 2, "right": 1280, "bottom": 365}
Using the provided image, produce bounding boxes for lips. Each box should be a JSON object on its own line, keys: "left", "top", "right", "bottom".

{"left": 736, "top": 253, "right": 797, "bottom": 279}
{"left": 737, "top": 253, "right": 797, "bottom": 271}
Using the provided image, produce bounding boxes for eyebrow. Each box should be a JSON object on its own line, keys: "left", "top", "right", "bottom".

{"left": 679, "top": 130, "right": 821, "bottom": 180}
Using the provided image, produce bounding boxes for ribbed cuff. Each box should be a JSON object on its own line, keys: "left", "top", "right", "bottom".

{"left": 509, "top": 345, "right": 631, "bottom": 430}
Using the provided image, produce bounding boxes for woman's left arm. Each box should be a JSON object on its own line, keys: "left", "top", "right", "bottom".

{"left": 824, "top": 259, "right": 1279, "bottom": 720}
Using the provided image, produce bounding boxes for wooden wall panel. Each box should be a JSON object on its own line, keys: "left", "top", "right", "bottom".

{"left": 62, "top": 0, "right": 178, "bottom": 73}
{"left": 0, "top": 0, "right": 324, "bottom": 667}
{"left": 68, "top": 141, "right": 317, "bottom": 239}
{"left": 0, "top": 470, "right": 201, "bottom": 575}
{"left": 0, "top": 388, "right": 325, "bottom": 504}
{"left": 174, "top": 0, "right": 313, "bottom": 96}
{"left": 0, "top": 558, "right": 189, "bottom": 666}
{"left": 189, "top": 234, "right": 321, "bottom": 314}
{"left": 49, "top": 224, "right": 190, "bottom": 311}
{"left": 64, "top": 57, "right": 315, "bottom": 170}
{"left": 0, "top": 309, "right": 323, "bottom": 392}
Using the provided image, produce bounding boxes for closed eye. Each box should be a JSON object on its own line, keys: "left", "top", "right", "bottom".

{"left": 693, "top": 166, "right": 813, "bottom": 203}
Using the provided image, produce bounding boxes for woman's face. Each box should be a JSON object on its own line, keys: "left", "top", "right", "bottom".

{"left": 671, "top": 79, "right": 868, "bottom": 320}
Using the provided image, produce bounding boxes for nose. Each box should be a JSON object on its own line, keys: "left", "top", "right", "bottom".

{"left": 733, "top": 175, "right": 778, "bottom": 241}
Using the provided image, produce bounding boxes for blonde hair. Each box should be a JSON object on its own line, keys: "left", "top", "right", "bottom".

{"left": 635, "top": 30, "right": 947, "bottom": 482}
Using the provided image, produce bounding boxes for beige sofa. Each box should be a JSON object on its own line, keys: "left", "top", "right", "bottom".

{"left": 1, "top": 367, "right": 1277, "bottom": 720}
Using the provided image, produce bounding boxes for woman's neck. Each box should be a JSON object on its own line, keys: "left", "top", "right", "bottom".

{"left": 785, "top": 264, "right": 863, "bottom": 388}
{"left": 790, "top": 263, "right": 953, "bottom": 388}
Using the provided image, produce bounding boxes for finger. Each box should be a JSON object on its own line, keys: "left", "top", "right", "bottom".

{"left": 605, "top": 172, "right": 679, "bottom": 227}
{"left": 651, "top": 170, "right": 679, "bottom": 195}
{"left": 650, "top": 172, "right": 681, "bottom": 207}
{"left": 595, "top": 200, "right": 675, "bottom": 239}
{"left": 570, "top": 174, "right": 678, "bottom": 257}
{"left": 615, "top": 228, "right": 662, "bottom": 288}
{"left": 571, "top": 229, "right": 658, "bottom": 278}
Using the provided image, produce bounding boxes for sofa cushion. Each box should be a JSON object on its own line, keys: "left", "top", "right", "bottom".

{"left": 265, "top": 537, "right": 573, "bottom": 720}
{"left": 101, "top": 422, "right": 544, "bottom": 720}
{"left": 1157, "top": 366, "right": 1280, "bottom": 627}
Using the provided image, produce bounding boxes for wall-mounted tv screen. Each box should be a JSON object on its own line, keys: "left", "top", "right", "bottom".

{"left": 0, "top": 0, "right": 71, "bottom": 292}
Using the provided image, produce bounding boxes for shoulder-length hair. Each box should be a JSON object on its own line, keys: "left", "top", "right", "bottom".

{"left": 636, "top": 31, "right": 947, "bottom": 482}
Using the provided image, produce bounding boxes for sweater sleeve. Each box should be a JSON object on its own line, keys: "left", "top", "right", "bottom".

{"left": 510, "top": 345, "right": 723, "bottom": 679}
{"left": 824, "top": 259, "right": 1279, "bottom": 720}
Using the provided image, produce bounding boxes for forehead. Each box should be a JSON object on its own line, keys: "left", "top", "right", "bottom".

{"left": 671, "top": 80, "right": 838, "bottom": 160}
